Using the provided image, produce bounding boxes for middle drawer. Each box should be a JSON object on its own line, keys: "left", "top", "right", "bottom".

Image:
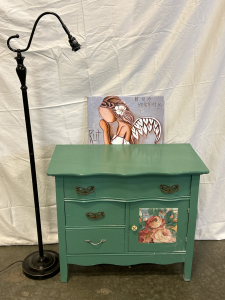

{"left": 65, "top": 201, "right": 125, "bottom": 227}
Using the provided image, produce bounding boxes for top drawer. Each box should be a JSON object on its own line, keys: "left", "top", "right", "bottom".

{"left": 63, "top": 175, "right": 191, "bottom": 201}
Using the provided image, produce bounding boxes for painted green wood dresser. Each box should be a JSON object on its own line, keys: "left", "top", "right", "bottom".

{"left": 47, "top": 144, "right": 209, "bottom": 282}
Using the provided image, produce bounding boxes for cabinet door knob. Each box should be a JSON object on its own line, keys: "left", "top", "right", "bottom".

{"left": 131, "top": 225, "right": 138, "bottom": 231}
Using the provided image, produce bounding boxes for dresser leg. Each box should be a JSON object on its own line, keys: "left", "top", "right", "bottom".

{"left": 183, "top": 175, "right": 200, "bottom": 282}
{"left": 183, "top": 258, "right": 192, "bottom": 281}
{"left": 60, "top": 263, "right": 68, "bottom": 283}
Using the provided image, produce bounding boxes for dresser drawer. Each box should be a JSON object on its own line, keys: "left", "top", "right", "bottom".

{"left": 64, "top": 175, "right": 191, "bottom": 200}
{"left": 65, "top": 201, "right": 125, "bottom": 226}
{"left": 66, "top": 228, "right": 125, "bottom": 254}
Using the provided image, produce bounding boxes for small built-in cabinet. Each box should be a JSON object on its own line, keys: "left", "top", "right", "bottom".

{"left": 129, "top": 200, "right": 189, "bottom": 252}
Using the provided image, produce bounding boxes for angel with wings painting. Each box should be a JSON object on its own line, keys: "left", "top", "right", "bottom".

{"left": 98, "top": 96, "right": 162, "bottom": 145}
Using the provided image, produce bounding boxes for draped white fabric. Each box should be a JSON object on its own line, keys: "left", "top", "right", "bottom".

{"left": 0, "top": 0, "right": 224, "bottom": 245}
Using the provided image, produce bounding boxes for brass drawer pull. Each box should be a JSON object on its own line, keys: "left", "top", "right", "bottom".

{"left": 86, "top": 212, "right": 105, "bottom": 220}
{"left": 76, "top": 186, "right": 95, "bottom": 195}
{"left": 160, "top": 184, "right": 179, "bottom": 194}
{"left": 85, "top": 239, "right": 106, "bottom": 246}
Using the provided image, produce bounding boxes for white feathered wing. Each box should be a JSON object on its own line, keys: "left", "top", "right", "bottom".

{"left": 131, "top": 117, "right": 162, "bottom": 144}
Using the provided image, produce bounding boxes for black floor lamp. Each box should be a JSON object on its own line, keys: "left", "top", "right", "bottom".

{"left": 7, "top": 12, "right": 81, "bottom": 280}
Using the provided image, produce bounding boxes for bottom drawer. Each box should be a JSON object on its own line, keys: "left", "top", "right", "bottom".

{"left": 66, "top": 228, "right": 125, "bottom": 254}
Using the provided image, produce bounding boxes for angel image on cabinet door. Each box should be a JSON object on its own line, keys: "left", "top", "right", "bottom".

{"left": 98, "top": 96, "right": 162, "bottom": 145}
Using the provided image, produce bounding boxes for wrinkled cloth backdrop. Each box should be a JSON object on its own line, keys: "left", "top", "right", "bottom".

{"left": 0, "top": 0, "right": 224, "bottom": 245}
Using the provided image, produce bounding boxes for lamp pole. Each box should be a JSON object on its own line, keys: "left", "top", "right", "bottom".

{"left": 7, "top": 12, "right": 81, "bottom": 280}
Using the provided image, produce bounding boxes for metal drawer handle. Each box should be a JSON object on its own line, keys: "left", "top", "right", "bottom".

{"left": 76, "top": 186, "right": 95, "bottom": 195}
{"left": 86, "top": 211, "right": 105, "bottom": 220}
{"left": 160, "top": 184, "right": 179, "bottom": 194}
{"left": 85, "top": 239, "right": 106, "bottom": 246}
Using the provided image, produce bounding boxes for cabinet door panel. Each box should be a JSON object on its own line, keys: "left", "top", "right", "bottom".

{"left": 129, "top": 200, "right": 189, "bottom": 252}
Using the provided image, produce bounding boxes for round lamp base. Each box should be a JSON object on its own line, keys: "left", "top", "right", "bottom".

{"left": 22, "top": 250, "right": 60, "bottom": 280}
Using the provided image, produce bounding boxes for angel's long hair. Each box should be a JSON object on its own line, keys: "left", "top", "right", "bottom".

{"left": 99, "top": 96, "right": 134, "bottom": 125}
{"left": 99, "top": 96, "right": 135, "bottom": 143}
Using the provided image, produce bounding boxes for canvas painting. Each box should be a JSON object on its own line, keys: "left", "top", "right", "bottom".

{"left": 87, "top": 96, "right": 164, "bottom": 145}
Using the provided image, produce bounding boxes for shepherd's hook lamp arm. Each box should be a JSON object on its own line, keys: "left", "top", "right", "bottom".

{"left": 7, "top": 11, "right": 81, "bottom": 53}
{"left": 7, "top": 12, "right": 81, "bottom": 280}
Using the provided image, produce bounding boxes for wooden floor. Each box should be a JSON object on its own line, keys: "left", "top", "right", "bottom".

{"left": 0, "top": 240, "right": 224, "bottom": 300}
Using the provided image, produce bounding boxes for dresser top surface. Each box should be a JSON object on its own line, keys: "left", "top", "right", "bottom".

{"left": 47, "top": 144, "right": 209, "bottom": 177}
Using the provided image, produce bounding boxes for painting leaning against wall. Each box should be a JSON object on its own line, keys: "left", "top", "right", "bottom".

{"left": 87, "top": 95, "right": 164, "bottom": 145}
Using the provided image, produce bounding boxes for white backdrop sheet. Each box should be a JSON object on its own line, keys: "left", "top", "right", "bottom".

{"left": 0, "top": 0, "right": 225, "bottom": 245}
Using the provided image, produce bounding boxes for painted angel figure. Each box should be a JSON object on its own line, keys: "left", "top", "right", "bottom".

{"left": 98, "top": 96, "right": 162, "bottom": 145}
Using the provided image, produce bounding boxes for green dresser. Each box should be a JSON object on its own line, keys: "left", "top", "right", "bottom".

{"left": 47, "top": 144, "right": 209, "bottom": 282}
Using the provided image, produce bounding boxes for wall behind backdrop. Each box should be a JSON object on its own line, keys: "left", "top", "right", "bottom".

{"left": 0, "top": 0, "right": 224, "bottom": 245}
